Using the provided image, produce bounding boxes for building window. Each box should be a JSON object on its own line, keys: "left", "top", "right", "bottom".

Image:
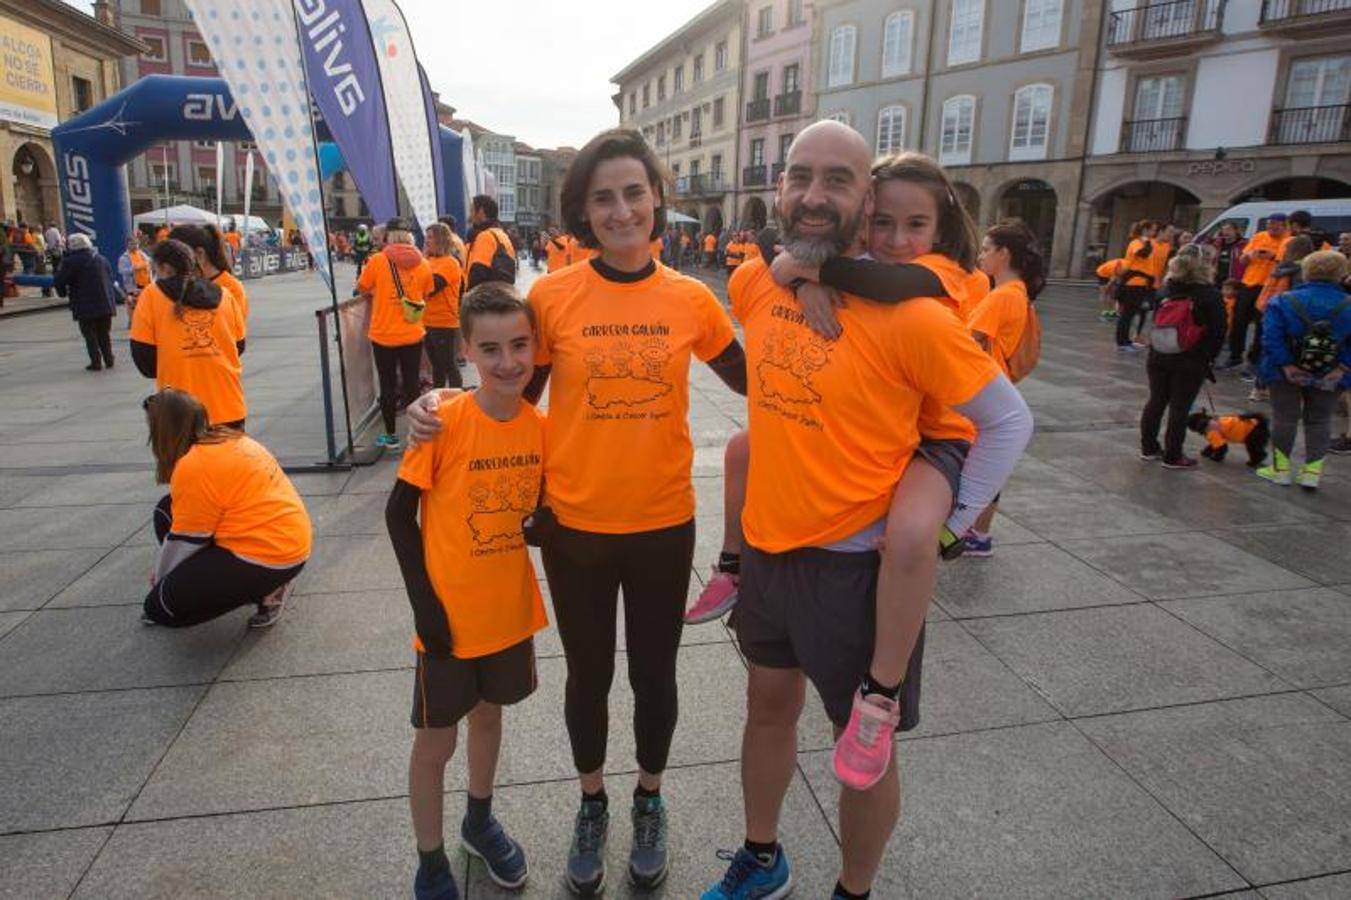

{"left": 141, "top": 0, "right": 162, "bottom": 14}
{"left": 672, "top": 161, "right": 681, "bottom": 176}
{"left": 658, "top": 75, "right": 666, "bottom": 101}
{"left": 787, "top": 0, "right": 804, "bottom": 26}
{"left": 882, "top": 11, "right": 914, "bottom": 78}
{"left": 141, "top": 34, "right": 167, "bottom": 62}
{"left": 711, "top": 153, "right": 723, "bottom": 180}
{"left": 197, "top": 165, "right": 217, "bottom": 193}
{"left": 657, "top": 121, "right": 665, "bottom": 145}
{"left": 150, "top": 161, "right": 177, "bottom": 189}
{"left": 753, "top": 71, "right": 770, "bottom": 101}
{"left": 1009, "top": 83, "right": 1052, "bottom": 160}
{"left": 948, "top": 0, "right": 984, "bottom": 67}
{"left": 1134, "top": 74, "right": 1185, "bottom": 121}
{"left": 642, "top": 83, "right": 650, "bottom": 108}
{"left": 692, "top": 106, "right": 703, "bottom": 134}
{"left": 876, "top": 105, "right": 906, "bottom": 154}
{"left": 187, "top": 39, "right": 213, "bottom": 67}
{"left": 824, "top": 110, "right": 852, "bottom": 126}
{"left": 674, "top": 65, "right": 684, "bottom": 94}
{"left": 751, "top": 138, "right": 766, "bottom": 166}
{"left": 1020, "top": 0, "right": 1062, "bottom": 52}
{"left": 239, "top": 141, "right": 257, "bottom": 152}
{"left": 779, "top": 132, "right": 793, "bottom": 160}
{"left": 784, "top": 63, "right": 800, "bottom": 93}
{"left": 939, "top": 95, "right": 975, "bottom": 165}
{"left": 827, "top": 25, "right": 856, "bottom": 88}
{"left": 694, "top": 53, "right": 704, "bottom": 82}
{"left": 1286, "top": 55, "right": 1351, "bottom": 109}
{"left": 673, "top": 113, "right": 682, "bottom": 139}
{"left": 757, "top": 6, "right": 773, "bottom": 37}
{"left": 690, "top": 158, "right": 701, "bottom": 177}
{"left": 716, "top": 40, "right": 728, "bottom": 71}
{"left": 71, "top": 76, "right": 94, "bottom": 112}
{"left": 629, "top": 93, "right": 636, "bottom": 116}
{"left": 193, "top": 140, "right": 214, "bottom": 149}
{"left": 714, "top": 97, "right": 725, "bottom": 127}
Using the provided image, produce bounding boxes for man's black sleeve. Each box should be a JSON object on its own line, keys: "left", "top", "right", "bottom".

{"left": 130, "top": 340, "right": 157, "bottom": 378}
{"left": 707, "top": 339, "right": 747, "bottom": 396}
{"left": 818, "top": 257, "right": 946, "bottom": 304}
{"left": 385, "top": 478, "right": 452, "bottom": 658}
{"left": 524, "top": 364, "right": 552, "bottom": 405}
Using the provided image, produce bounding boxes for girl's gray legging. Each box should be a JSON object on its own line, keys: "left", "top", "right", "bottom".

{"left": 1268, "top": 382, "right": 1340, "bottom": 463}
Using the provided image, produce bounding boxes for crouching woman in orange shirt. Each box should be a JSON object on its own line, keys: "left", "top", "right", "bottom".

{"left": 141, "top": 388, "right": 312, "bottom": 628}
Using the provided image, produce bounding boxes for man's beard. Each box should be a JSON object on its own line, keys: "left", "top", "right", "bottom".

{"left": 777, "top": 202, "right": 865, "bottom": 266}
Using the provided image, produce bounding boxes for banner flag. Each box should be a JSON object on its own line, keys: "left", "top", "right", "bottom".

{"left": 418, "top": 63, "right": 445, "bottom": 218}
{"left": 184, "top": 1, "right": 333, "bottom": 288}
{"left": 296, "top": 0, "right": 399, "bottom": 222}
{"left": 360, "top": 0, "right": 437, "bottom": 230}
{"left": 243, "top": 150, "right": 255, "bottom": 239}
{"left": 214, "top": 141, "right": 224, "bottom": 223}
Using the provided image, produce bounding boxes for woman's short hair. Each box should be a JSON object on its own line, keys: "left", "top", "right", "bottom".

{"left": 561, "top": 129, "right": 668, "bottom": 248}
{"left": 1301, "top": 249, "right": 1349, "bottom": 283}
{"left": 1166, "top": 251, "right": 1214, "bottom": 286}
{"left": 67, "top": 233, "right": 92, "bottom": 252}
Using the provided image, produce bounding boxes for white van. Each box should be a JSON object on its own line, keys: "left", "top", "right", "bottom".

{"left": 1195, "top": 199, "right": 1351, "bottom": 244}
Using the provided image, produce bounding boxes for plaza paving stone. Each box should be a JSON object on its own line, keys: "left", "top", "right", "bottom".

{"left": 1, "top": 267, "right": 1348, "bottom": 898}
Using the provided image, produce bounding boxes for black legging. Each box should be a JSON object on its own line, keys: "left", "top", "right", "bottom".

{"left": 1115, "top": 286, "right": 1154, "bottom": 346}
{"left": 372, "top": 340, "right": 423, "bottom": 434}
{"left": 541, "top": 519, "right": 695, "bottom": 775}
{"left": 77, "top": 315, "right": 114, "bottom": 367}
{"left": 1140, "top": 353, "right": 1209, "bottom": 460}
{"left": 143, "top": 496, "right": 305, "bottom": 627}
{"left": 424, "top": 326, "right": 463, "bottom": 389}
{"left": 1228, "top": 284, "right": 1262, "bottom": 364}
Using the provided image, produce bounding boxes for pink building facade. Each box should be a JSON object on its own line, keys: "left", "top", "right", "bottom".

{"left": 735, "top": 0, "right": 818, "bottom": 229}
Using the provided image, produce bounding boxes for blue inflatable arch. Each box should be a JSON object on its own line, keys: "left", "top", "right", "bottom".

{"left": 52, "top": 74, "right": 467, "bottom": 267}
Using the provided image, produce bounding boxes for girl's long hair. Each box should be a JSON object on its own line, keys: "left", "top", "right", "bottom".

{"left": 149, "top": 239, "right": 199, "bottom": 320}
{"left": 985, "top": 223, "right": 1047, "bottom": 301}
{"left": 870, "top": 152, "right": 979, "bottom": 271}
{"left": 168, "top": 224, "right": 232, "bottom": 274}
{"left": 144, "top": 388, "right": 237, "bottom": 484}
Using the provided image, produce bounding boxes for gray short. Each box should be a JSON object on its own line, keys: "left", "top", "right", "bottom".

{"left": 914, "top": 438, "right": 970, "bottom": 508}
{"left": 733, "top": 544, "right": 926, "bottom": 730}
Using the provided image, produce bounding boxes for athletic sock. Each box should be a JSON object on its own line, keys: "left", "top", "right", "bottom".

{"left": 465, "top": 793, "right": 492, "bottom": 829}
{"left": 861, "top": 671, "right": 901, "bottom": 701}
{"left": 633, "top": 784, "right": 660, "bottom": 801}
{"left": 417, "top": 844, "right": 450, "bottom": 880}
{"left": 744, "top": 838, "right": 778, "bottom": 867}
{"left": 717, "top": 551, "right": 741, "bottom": 575}
{"left": 834, "top": 881, "right": 870, "bottom": 899}
{"left": 582, "top": 788, "right": 608, "bottom": 811}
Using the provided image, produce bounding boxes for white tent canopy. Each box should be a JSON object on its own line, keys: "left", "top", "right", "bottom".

{"left": 133, "top": 205, "right": 273, "bottom": 235}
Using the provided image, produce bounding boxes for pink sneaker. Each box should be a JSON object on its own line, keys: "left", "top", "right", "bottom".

{"left": 684, "top": 567, "right": 739, "bottom": 624}
{"left": 833, "top": 689, "right": 901, "bottom": 791}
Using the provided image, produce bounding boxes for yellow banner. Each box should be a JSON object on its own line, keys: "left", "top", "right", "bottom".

{"left": 0, "top": 15, "right": 57, "bottom": 130}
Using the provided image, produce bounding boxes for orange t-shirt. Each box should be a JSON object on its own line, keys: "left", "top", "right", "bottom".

{"left": 211, "top": 270, "right": 249, "bottom": 334}
{"left": 743, "top": 242, "right": 763, "bottom": 263}
{"left": 1096, "top": 258, "right": 1124, "bottom": 281}
{"left": 1122, "top": 239, "right": 1166, "bottom": 287}
{"left": 169, "top": 435, "right": 311, "bottom": 566}
{"left": 545, "top": 236, "right": 570, "bottom": 272}
{"left": 704, "top": 234, "right": 716, "bottom": 252}
{"left": 961, "top": 270, "right": 992, "bottom": 321}
{"left": 1242, "top": 231, "right": 1290, "bottom": 287}
{"left": 397, "top": 392, "right": 548, "bottom": 659}
{"left": 968, "top": 279, "right": 1031, "bottom": 379}
{"left": 911, "top": 254, "right": 979, "bottom": 442}
{"left": 466, "top": 226, "right": 516, "bottom": 285}
{"left": 565, "top": 235, "right": 595, "bottom": 267}
{"left": 357, "top": 246, "right": 432, "bottom": 347}
{"left": 529, "top": 261, "right": 736, "bottom": 533}
{"left": 731, "top": 258, "right": 998, "bottom": 552}
{"left": 129, "top": 250, "right": 151, "bottom": 288}
{"left": 224, "top": 232, "right": 241, "bottom": 253}
{"left": 129, "top": 281, "right": 247, "bottom": 425}
{"left": 424, "top": 254, "right": 464, "bottom": 329}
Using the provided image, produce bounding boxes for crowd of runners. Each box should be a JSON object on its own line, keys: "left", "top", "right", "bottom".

{"left": 81, "top": 113, "right": 1351, "bottom": 900}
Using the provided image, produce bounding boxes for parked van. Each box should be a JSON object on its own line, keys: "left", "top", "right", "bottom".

{"left": 1195, "top": 199, "right": 1351, "bottom": 245}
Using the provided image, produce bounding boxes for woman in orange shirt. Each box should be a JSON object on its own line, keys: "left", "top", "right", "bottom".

{"left": 356, "top": 217, "right": 433, "bottom": 449}
{"left": 422, "top": 222, "right": 464, "bottom": 389}
{"left": 141, "top": 388, "right": 311, "bottom": 628}
{"left": 1117, "top": 220, "right": 1165, "bottom": 351}
{"left": 170, "top": 224, "right": 249, "bottom": 333}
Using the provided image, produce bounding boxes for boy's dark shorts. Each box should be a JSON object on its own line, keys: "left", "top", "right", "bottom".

{"left": 411, "top": 637, "right": 538, "bottom": 729}
{"left": 732, "top": 544, "right": 926, "bottom": 731}
{"left": 915, "top": 438, "right": 970, "bottom": 507}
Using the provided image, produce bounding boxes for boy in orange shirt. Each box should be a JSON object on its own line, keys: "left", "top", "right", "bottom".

{"left": 1222, "top": 213, "right": 1289, "bottom": 370}
{"left": 386, "top": 282, "right": 547, "bottom": 900}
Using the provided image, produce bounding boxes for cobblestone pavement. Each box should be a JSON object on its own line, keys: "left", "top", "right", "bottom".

{"left": 1, "top": 261, "right": 1349, "bottom": 898}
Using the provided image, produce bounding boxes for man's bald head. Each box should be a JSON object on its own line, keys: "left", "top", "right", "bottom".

{"left": 787, "top": 120, "right": 873, "bottom": 178}
{"left": 775, "top": 120, "right": 873, "bottom": 264}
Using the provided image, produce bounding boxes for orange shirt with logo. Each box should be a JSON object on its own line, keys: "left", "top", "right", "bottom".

{"left": 968, "top": 279, "right": 1031, "bottom": 379}
{"left": 529, "top": 261, "right": 736, "bottom": 533}
{"left": 129, "top": 281, "right": 247, "bottom": 425}
{"left": 730, "top": 258, "right": 998, "bottom": 552}
{"left": 1242, "top": 231, "right": 1290, "bottom": 288}
{"left": 397, "top": 393, "right": 548, "bottom": 658}
{"left": 357, "top": 247, "right": 432, "bottom": 347}
{"left": 424, "top": 254, "right": 464, "bottom": 328}
{"left": 169, "top": 435, "right": 312, "bottom": 566}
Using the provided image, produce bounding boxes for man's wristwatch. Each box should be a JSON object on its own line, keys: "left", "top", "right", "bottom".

{"left": 938, "top": 525, "right": 965, "bottom": 560}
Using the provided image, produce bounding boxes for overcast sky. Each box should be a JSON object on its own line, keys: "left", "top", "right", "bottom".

{"left": 64, "top": 0, "right": 711, "bottom": 149}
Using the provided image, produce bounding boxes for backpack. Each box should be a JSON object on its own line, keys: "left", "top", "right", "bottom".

{"left": 1150, "top": 294, "right": 1206, "bottom": 354}
{"left": 479, "top": 227, "right": 517, "bottom": 284}
{"left": 1288, "top": 295, "right": 1351, "bottom": 376}
{"left": 1005, "top": 304, "right": 1041, "bottom": 383}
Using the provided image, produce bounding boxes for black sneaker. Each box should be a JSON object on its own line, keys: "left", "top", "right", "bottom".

{"left": 462, "top": 813, "right": 528, "bottom": 890}
{"left": 565, "top": 799, "right": 608, "bottom": 896}
{"left": 629, "top": 795, "right": 669, "bottom": 888}
{"left": 1139, "top": 449, "right": 1162, "bottom": 462}
{"left": 1162, "top": 455, "right": 1198, "bottom": 470}
{"left": 1329, "top": 437, "right": 1351, "bottom": 455}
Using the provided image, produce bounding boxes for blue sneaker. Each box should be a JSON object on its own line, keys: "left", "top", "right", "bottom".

{"left": 961, "top": 532, "right": 993, "bottom": 558}
{"left": 565, "top": 799, "right": 609, "bottom": 896}
{"left": 629, "top": 795, "right": 669, "bottom": 887}
{"left": 413, "top": 867, "right": 460, "bottom": 900}
{"left": 376, "top": 432, "right": 402, "bottom": 449}
{"left": 701, "top": 846, "right": 792, "bottom": 900}
{"left": 462, "top": 813, "right": 528, "bottom": 890}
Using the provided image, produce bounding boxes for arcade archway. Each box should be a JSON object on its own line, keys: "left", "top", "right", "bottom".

{"left": 953, "top": 182, "right": 980, "bottom": 225}
{"left": 12, "top": 142, "right": 55, "bottom": 226}
{"left": 996, "top": 179, "right": 1057, "bottom": 259}
{"left": 741, "top": 195, "right": 768, "bottom": 231}
{"left": 704, "top": 205, "right": 724, "bottom": 235}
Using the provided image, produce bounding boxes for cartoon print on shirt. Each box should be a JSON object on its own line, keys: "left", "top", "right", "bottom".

{"left": 757, "top": 324, "right": 832, "bottom": 404}
{"left": 585, "top": 336, "right": 674, "bottom": 409}
{"left": 180, "top": 308, "right": 218, "bottom": 353}
{"left": 466, "top": 469, "right": 540, "bottom": 547}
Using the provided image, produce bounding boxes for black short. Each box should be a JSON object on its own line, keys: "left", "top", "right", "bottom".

{"left": 915, "top": 438, "right": 970, "bottom": 507}
{"left": 411, "top": 638, "right": 538, "bottom": 729}
{"left": 733, "top": 545, "right": 925, "bottom": 731}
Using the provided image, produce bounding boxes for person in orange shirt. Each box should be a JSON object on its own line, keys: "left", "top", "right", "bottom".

{"left": 422, "top": 222, "right": 464, "bottom": 389}
{"left": 703, "top": 231, "right": 717, "bottom": 267}
{"left": 544, "top": 226, "right": 571, "bottom": 272}
{"left": 1222, "top": 212, "right": 1290, "bottom": 369}
{"left": 141, "top": 388, "right": 310, "bottom": 629}
{"left": 223, "top": 227, "right": 242, "bottom": 262}
{"left": 724, "top": 236, "right": 744, "bottom": 272}
{"left": 1096, "top": 256, "right": 1125, "bottom": 320}
{"left": 386, "top": 283, "right": 546, "bottom": 898}
{"left": 170, "top": 224, "right": 249, "bottom": 334}
{"left": 408, "top": 127, "right": 745, "bottom": 895}
{"left": 130, "top": 239, "right": 247, "bottom": 428}
{"left": 357, "top": 217, "right": 434, "bottom": 448}
{"left": 155, "top": 224, "right": 170, "bottom": 244}
{"left": 465, "top": 195, "right": 517, "bottom": 289}
{"left": 1116, "top": 219, "right": 1166, "bottom": 351}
